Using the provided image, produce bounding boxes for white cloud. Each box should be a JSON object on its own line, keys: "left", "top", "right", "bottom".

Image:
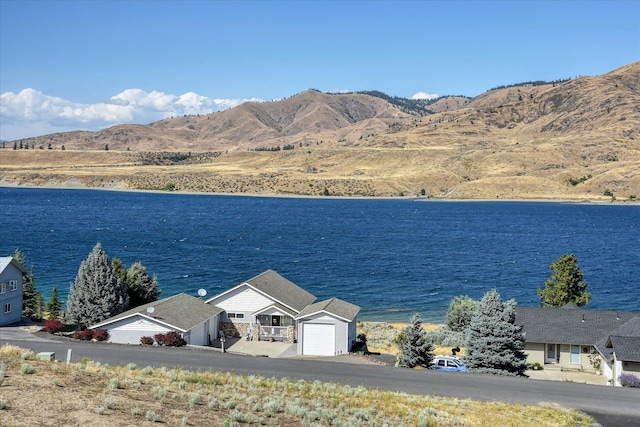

{"left": 411, "top": 91, "right": 439, "bottom": 100}
{"left": 111, "top": 89, "right": 176, "bottom": 111}
{"left": 0, "top": 88, "right": 264, "bottom": 140}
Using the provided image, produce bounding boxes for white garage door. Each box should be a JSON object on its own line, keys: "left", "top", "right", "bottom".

{"left": 302, "top": 323, "right": 335, "bottom": 356}
{"left": 108, "top": 327, "right": 169, "bottom": 345}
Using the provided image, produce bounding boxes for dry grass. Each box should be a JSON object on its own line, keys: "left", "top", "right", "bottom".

{"left": 3, "top": 135, "right": 639, "bottom": 200}
{"left": 357, "top": 322, "right": 463, "bottom": 357}
{"left": 0, "top": 344, "right": 590, "bottom": 426}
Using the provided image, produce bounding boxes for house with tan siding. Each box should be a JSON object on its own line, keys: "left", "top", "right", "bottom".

{"left": 514, "top": 305, "right": 639, "bottom": 386}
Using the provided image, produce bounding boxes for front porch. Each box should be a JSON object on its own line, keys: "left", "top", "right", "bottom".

{"left": 256, "top": 314, "right": 296, "bottom": 343}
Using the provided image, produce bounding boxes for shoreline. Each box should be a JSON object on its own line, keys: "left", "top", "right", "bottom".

{"left": 1, "top": 182, "right": 634, "bottom": 204}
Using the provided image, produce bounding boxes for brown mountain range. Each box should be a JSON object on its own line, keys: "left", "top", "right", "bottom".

{"left": 2, "top": 62, "right": 639, "bottom": 199}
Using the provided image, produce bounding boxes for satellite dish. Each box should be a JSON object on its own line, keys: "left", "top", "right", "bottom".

{"left": 197, "top": 288, "right": 207, "bottom": 297}
{"left": 146, "top": 307, "right": 155, "bottom": 314}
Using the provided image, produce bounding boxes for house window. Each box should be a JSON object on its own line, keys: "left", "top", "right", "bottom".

{"left": 257, "top": 315, "right": 269, "bottom": 324}
{"left": 0, "top": 283, "right": 6, "bottom": 294}
{"left": 9, "top": 280, "right": 18, "bottom": 291}
{"left": 570, "top": 345, "right": 581, "bottom": 364}
{"left": 3, "top": 302, "right": 10, "bottom": 314}
{"left": 227, "top": 313, "right": 244, "bottom": 320}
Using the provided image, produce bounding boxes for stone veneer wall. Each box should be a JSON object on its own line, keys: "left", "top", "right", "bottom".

{"left": 220, "top": 321, "right": 245, "bottom": 338}
{"left": 286, "top": 326, "right": 296, "bottom": 343}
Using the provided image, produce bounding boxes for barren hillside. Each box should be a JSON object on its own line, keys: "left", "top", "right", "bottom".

{"left": 3, "top": 62, "right": 639, "bottom": 200}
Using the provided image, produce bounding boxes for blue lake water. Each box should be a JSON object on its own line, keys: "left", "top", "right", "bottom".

{"left": 1, "top": 187, "right": 638, "bottom": 322}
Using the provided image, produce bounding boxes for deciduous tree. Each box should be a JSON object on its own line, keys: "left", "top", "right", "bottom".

{"left": 126, "top": 262, "right": 160, "bottom": 308}
{"left": 111, "top": 258, "right": 127, "bottom": 288}
{"left": 537, "top": 253, "right": 591, "bottom": 307}
{"left": 66, "top": 243, "right": 129, "bottom": 328}
{"left": 445, "top": 295, "right": 478, "bottom": 333}
{"left": 464, "top": 289, "right": 527, "bottom": 376}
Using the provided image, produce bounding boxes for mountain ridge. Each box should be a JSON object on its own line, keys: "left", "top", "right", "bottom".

{"left": 3, "top": 62, "right": 639, "bottom": 200}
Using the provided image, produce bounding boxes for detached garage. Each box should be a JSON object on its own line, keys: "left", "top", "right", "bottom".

{"left": 91, "top": 293, "right": 222, "bottom": 346}
{"left": 296, "top": 298, "right": 360, "bottom": 356}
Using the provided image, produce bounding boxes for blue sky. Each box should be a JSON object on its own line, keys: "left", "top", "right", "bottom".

{"left": 1, "top": 0, "right": 638, "bottom": 141}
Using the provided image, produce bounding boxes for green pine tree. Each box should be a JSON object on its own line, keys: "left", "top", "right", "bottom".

{"left": 12, "top": 249, "right": 42, "bottom": 320}
{"left": 45, "top": 286, "right": 63, "bottom": 320}
{"left": 34, "top": 293, "right": 44, "bottom": 321}
{"left": 537, "top": 253, "right": 591, "bottom": 307}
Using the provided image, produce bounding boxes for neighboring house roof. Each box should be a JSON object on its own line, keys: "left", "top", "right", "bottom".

{"left": 92, "top": 293, "right": 223, "bottom": 331}
{"left": 595, "top": 336, "right": 614, "bottom": 361}
{"left": 0, "top": 257, "right": 27, "bottom": 275}
{"left": 604, "top": 317, "right": 640, "bottom": 363}
{"left": 208, "top": 270, "right": 316, "bottom": 313}
{"left": 296, "top": 297, "right": 361, "bottom": 322}
{"left": 515, "top": 306, "right": 638, "bottom": 345}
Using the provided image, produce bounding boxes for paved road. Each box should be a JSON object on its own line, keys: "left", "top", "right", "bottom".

{"left": 2, "top": 328, "right": 639, "bottom": 426}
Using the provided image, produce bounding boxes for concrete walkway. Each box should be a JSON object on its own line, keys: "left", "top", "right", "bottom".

{"left": 224, "top": 338, "right": 297, "bottom": 358}
{"left": 223, "top": 338, "right": 383, "bottom": 364}
{"left": 527, "top": 366, "right": 608, "bottom": 386}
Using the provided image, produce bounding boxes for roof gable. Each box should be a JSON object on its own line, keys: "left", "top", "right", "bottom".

{"left": 607, "top": 336, "right": 640, "bottom": 362}
{"left": 296, "top": 297, "right": 360, "bottom": 322}
{"left": 605, "top": 317, "right": 640, "bottom": 362}
{"left": 0, "top": 257, "right": 27, "bottom": 275}
{"left": 515, "top": 307, "right": 638, "bottom": 345}
{"left": 253, "top": 303, "right": 298, "bottom": 317}
{"left": 92, "top": 293, "right": 222, "bottom": 331}
{"left": 246, "top": 270, "right": 316, "bottom": 312}
{"left": 207, "top": 270, "right": 316, "bottom": 313}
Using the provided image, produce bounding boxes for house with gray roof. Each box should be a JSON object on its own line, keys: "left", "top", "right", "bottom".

{"left": 515, "top": 305, "right": 640, "bottom": 386}
{"left": 91, "top": 293, "right": 223, "bottom": 346}
{"left": 0, "top": 257, "right": 27, "bottom": 326}
{"left": 295, "top": 297, "right": 361, "bottom": 356}
{"left": 206, "top": 270, "right": 361, "bottom": 356}
{"left": 90, "top": 270, "right": 360, "bottom": 356}
{"left": 595, "top": 316, "right": 640, "bottom": 386}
